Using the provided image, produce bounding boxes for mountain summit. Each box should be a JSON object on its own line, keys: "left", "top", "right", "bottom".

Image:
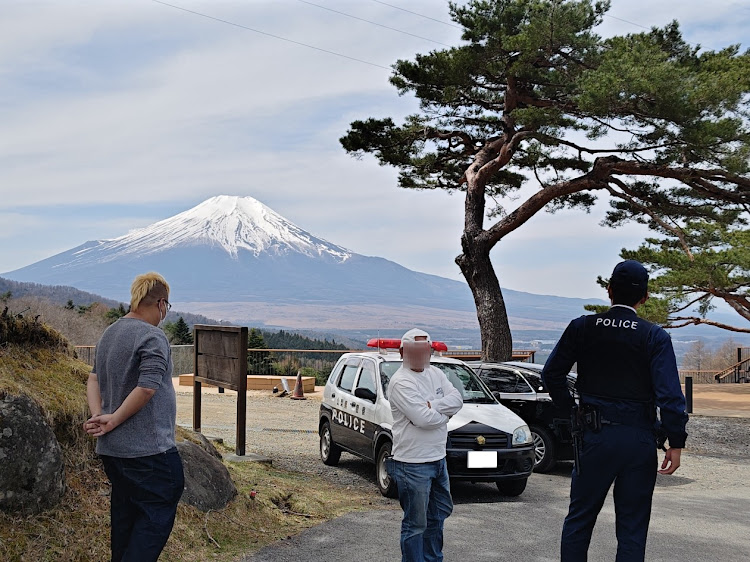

{"left": 72, "top": 195, "right": 352, "bottom": 263}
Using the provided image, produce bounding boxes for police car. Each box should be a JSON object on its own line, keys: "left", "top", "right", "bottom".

{"left": 319, "top": 339, "right": 535, "bottom": 498}
{"left": 471, "top": 361, "right": 577, "bottom": 473}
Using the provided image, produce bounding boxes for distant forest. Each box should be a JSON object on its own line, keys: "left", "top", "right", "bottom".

{"left": 258, "top": 329, "right": 347, "bottom": 351}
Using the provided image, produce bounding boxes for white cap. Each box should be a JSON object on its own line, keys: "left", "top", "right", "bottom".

{"left": 400, "top": 328, "right": 432, "bottom": 348}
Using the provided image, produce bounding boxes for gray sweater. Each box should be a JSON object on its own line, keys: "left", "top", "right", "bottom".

{"left": 92, "top": 317, "right": 176, "bottom": 458}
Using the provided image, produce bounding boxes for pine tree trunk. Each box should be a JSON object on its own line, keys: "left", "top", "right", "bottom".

{"left": 456, "top": 235, "right": 512, "bottom": 362}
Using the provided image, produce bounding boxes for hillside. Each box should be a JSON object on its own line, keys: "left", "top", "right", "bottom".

{"left": 0, "top": 315, "right": 379, "bottom": 560}
{"left": 0, "top": 276, "right": 225, "bottom": 330}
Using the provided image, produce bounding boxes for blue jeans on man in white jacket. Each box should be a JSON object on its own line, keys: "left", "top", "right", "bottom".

{"left": 386, "top": 457, "right": 453, "bottom": 562}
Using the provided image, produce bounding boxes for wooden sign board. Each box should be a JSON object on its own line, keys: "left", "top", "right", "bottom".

{"left": 192, "top": 325, "right": 248, "bottom": 456}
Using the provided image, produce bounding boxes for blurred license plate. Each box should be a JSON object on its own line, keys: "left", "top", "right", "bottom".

{"left": 467, "top": 451, "right": 497, "bottom": 469}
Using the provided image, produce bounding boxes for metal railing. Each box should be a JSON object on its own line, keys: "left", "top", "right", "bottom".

{"left": 677, "top": 370, "right": 721, "bottom": 384}
{"left": 75, "top": 345, "right": 537, "bottom": 384}
{"left": 442, "top": 349, "right": 536, "bottom": 362}
{"left": 714, "top": 356, "right": 750, "bottom": 383}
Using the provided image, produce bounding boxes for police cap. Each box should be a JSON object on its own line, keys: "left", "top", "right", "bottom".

{"left": 610, "top": 260, "right": 649, "bottom": 291}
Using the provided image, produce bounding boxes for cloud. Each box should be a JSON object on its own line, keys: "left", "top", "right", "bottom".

{"left": 1, "top": 0, "right": 748, "bottom": 299}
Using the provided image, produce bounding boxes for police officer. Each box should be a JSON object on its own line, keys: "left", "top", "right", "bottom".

{"left": 542, "top": 260, "right": 688, "bottom": 562}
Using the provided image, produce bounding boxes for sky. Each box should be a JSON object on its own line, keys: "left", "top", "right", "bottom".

{"left": 1, "top": 0, "right": 749, "bottom": 299}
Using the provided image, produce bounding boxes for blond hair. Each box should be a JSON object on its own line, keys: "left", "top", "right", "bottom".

{"left": 130, "top": 272, "right": 170, "bottom": 311}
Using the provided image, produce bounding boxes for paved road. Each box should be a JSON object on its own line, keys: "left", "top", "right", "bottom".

{"left": 243, "top": 461, "right": 750, "bottom": 562}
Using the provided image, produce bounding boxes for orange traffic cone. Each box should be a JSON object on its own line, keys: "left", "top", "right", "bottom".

{"left": 291, "top": 370, "right": 306, "bottom": 400}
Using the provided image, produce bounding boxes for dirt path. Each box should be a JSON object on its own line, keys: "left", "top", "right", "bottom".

{"left": 684, "top": 383, "right": 750, "bottom": 417}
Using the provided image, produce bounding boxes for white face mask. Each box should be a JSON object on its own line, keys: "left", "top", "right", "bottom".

{"left": 158, "top": 301, "right": 166, "bottom": 326}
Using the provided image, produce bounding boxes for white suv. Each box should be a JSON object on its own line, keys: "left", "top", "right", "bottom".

{"left": 318, "top": 339, "right": 535, "bottom": 498}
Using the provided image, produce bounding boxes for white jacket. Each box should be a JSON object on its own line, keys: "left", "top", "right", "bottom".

{"left": 388, "top": 365, "right": 464, "bottom": 463}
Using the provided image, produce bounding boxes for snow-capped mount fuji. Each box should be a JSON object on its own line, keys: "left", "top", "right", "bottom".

{"left": 2, "top": 195, "right": 478, "bottom": 312}
{"left": 62, "top": 195, "right": 353, "bottom": 265}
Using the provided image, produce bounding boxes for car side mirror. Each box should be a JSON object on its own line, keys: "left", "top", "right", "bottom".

{"left": 354, "top": 388, "right": 377, "bottom": 402}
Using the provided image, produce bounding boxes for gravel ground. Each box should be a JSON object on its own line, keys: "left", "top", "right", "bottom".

{"left": 176, "top": 391, "right": 750, "bottom": 497}
{"left": 176, "top": 392, "right": 386, "bottom": 497}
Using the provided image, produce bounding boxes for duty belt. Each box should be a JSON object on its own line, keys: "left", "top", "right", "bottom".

{"left": 582, "top": 406, "right": 653, "bottom": 431}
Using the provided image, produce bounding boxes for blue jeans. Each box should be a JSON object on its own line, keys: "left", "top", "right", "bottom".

{"left": 386, "top": 457, "right": 453, "bottom": 562}
{"left": 101, "top": 448, "right": 185, "bottom": 562}
{"left": 561, "top": 425, "right": 657, "bottom": 562}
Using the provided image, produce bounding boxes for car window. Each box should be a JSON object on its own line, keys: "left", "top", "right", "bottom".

{"left": 355, "top": 360, "right": 378, "bottom": 395}
{"left": 328, "top": 361, "right": 345, "bottom": 385}
{"left": 481, "top": 367, "right": 519, "bottom": 393}
{"left": 433, "top": 363, "right": 495, "bottom": 403}
{"left": 379, "top": 361, "right": 495, "bottom": 403}
{"left": 337, "top": 363, "right": 360, "bottom": 393}
{"left": 379, "top": 361, "right": 400, "bottom": 399}
{"left": 516, "top": 372, "right": 539, "bottom": 393}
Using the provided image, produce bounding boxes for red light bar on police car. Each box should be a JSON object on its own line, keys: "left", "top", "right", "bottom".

{"left": 366, "top": 338, "right": 448, "bottom": 352}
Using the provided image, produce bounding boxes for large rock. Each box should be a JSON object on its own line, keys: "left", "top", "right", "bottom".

{"left": 0, "top": 393, "right": 65, "bottom": 514}
{"left": 177, "top": 439, "right": 237, "bottom": 511}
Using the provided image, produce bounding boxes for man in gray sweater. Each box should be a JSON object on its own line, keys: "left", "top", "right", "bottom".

{"left": 84, "top": 272, "right": 183, "bottom": 562}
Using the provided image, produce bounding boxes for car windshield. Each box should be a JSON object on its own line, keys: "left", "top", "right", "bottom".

{"left": 380, "top": 361, "right": 496, "bottom": 404}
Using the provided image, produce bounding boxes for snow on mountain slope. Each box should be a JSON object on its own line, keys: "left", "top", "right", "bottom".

{"left": 69, "top": 195, "right": 352, "bottom": 265}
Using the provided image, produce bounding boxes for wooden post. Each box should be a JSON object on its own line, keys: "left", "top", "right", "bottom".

{"left": 193, "top": 327, "right": 201, "bottom": 433}
{"left": 236, "top": 327, "right": 248, "bottom": 456}
{"left": 685, "top": 376, "right": 693, "bottom": 414}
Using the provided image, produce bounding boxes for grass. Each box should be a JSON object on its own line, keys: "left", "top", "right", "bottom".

{"left": 0, "top": 341, "right": 385, "bottom": 561}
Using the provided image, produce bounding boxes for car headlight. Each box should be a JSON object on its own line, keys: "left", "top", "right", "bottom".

{"left": 512, "top": 425, "right": 533, "bottom": 446}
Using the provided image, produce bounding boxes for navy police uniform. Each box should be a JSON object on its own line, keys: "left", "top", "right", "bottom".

{"left": 542, "top": 261, "right": 688, "bottom": 562}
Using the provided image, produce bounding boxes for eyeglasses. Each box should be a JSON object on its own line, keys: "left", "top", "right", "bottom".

{"left": 159, "top": 299, "right": 172, "bottom": 312}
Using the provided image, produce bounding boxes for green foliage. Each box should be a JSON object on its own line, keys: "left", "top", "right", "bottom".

{"left": 163, "top": 317, "right": 194, "bottom": 345}
{"left": 64, "top": 299, "right": 99, "bottom": 316}
{"left": 248, "top": 328, "right": 267, "bottom": 349}
{"left": 273, "top": 356, "right": 301, "bottom": 378}
{"left": 621, "top": 221, "right": 750, "bottom": 332}
{"left": 0, "top": 291, "right": 11, "bottom": 304}
{"left": 340, "top": 0, "right": 750, "bottom": 358}
{"left": 299, "top": 366, "right": 328, "bottom": 387}
{"left": 105, "top": 303, "right": 128, "bottom": 324}
{"left": 261, "top": 329, "right": 347, "bottom": 351}
{"left": 246, "top": 329, "right": 348, "bottom": 378}
{"left": 173, "top": 317, "right": 194, "bottom": 345}
{"left": 342, "top": 0, "right": 750, "bottom": 210}
{"left": 248, "top": 328, "right": 271, "bottom": 375}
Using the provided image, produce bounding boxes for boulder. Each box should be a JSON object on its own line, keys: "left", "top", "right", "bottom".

{"left": 177, "top": 439, "right": 237, "bottom": 511}
{"left": 195, "top": 432, "right": 223, "bottom": 461}
{"left": 0, "top": 393, "right": 65, "bottom": 514}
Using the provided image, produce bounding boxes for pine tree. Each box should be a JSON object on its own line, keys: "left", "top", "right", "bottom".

{"left": 586, "top": 222, "right": 749, "bottom": 333}
{"left": 171, "top": 317, "right": 193, "bottom": 345}
{"left": 248, "top": 328, "right": 270, "bottom": 374}
{"left": 340, "top": 0, "right": 750, "bottom": 360}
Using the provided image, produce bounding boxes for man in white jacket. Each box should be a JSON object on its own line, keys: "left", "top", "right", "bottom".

{"left": 386, "top": 328, "right": 464, "bottom": 562}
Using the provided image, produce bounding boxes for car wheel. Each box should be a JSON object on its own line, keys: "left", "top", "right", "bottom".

{"left": 375, "top": 441, "right": 398, "bottom": 499}
{"left": 530, "top": 425, "right": 557, "bottom": 473}
{"left": 496, "top": 478, "right": 527, "bottom": 497}
{"left": 320, "top": 421, "right": 341, "bottom": 466}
